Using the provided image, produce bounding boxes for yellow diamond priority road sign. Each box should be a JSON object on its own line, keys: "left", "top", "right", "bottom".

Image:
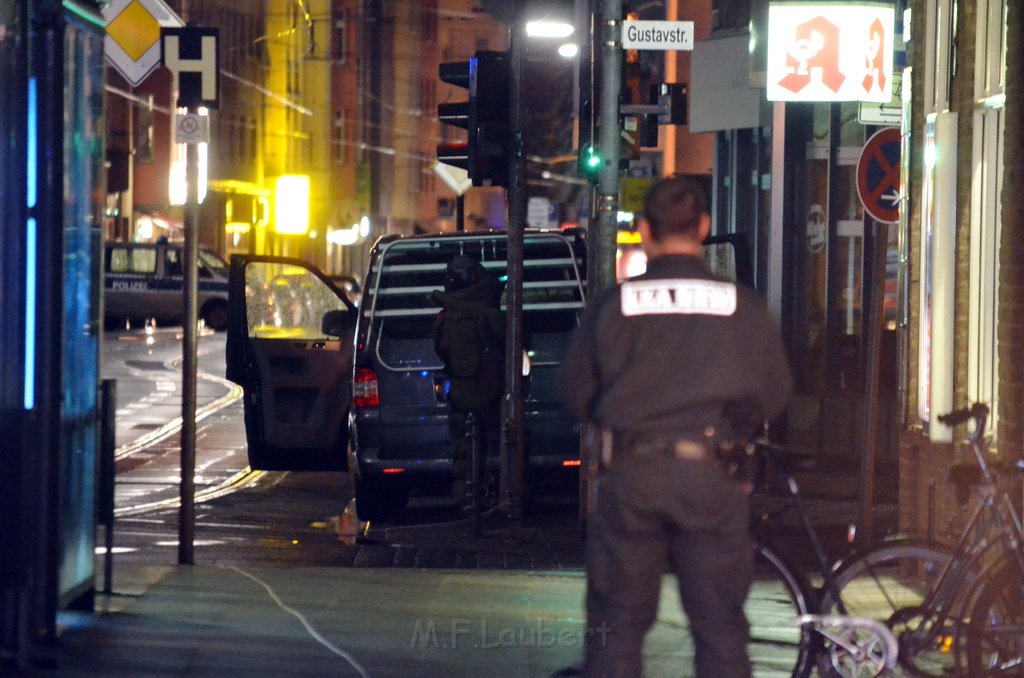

{"left": 103, "top": 0, "right": 183, "bottom": 87}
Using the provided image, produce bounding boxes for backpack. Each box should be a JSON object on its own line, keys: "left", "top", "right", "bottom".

{"left": 435, "top": 306, "right": 504, "bottom": 411}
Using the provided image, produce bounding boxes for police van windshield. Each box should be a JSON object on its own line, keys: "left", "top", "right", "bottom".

{"left": 199, "top": 249, "right": 229, "bottom": 276}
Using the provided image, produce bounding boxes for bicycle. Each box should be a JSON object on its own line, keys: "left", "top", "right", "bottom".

{"left": 742, "top": 440, "right": 899, "bottom": 678}
{"left": 815, "top": 403, "right": 1024, "bottom": 677}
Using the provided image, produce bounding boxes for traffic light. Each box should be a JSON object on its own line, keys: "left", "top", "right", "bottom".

{"left": 437, "top": 50, "right": 511, "bottom": 188}
{"left": 437, "top": 60, "right": 472, "bottom": 172}
{"left": 578, "top": 143, "right": 602, "bottom": 184}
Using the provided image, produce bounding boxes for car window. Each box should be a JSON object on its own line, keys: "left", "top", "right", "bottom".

{"left": 199, "top": 249, "right": 229, "bottom": 277}
{"left": 165, "top": 248, "right": 183, "bottom": 277}
{"left": 108, "top": 246, "right": 156, "bottom": 274}
{"left": 243, "top": 262, "right": 347, "bottom": 339}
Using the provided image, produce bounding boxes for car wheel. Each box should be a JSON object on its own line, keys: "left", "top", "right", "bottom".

{"left": 200, "top": 300, "right": 229, "bottom": 331}
{"left": 354, "top": 474, "right": 391, "bottom": 522}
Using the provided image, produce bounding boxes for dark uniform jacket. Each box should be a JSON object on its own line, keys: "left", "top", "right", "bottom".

{"left": 432, "top": 275, "right": 505, "bottom": 413}
{"left": 559, "top": 254, "right": 792, "bottom": 445}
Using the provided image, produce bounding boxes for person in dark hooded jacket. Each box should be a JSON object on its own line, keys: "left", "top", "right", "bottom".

{"left": 431, "top": 254, "right": 505, "bottom": 506}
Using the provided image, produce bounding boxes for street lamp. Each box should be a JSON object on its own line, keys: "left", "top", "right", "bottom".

{"left": 525, "top": 19, "right": 574, "bottom": 38}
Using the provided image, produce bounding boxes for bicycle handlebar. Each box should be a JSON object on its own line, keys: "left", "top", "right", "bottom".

{"left": 753, "top": 439, "right": 818, "bottom": 479}
{"left": 937, "top": 403, "right": 989, "bottom": 429}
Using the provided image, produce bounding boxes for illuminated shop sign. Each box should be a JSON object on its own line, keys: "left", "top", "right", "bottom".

{"left": 766, "top": 3, "right": 895, "bottom": 102}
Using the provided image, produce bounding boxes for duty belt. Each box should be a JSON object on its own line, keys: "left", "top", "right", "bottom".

{"left": 626, "top": 439, "right": 716, "bottom": 464}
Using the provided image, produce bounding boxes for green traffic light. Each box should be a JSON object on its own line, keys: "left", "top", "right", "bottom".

{"left": 579, "top": 144, "right": 602, "bottom": 183}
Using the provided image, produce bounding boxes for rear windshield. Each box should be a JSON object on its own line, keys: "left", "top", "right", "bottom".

{"left": 364, "top": 233, "right": 586, "bottom": 370}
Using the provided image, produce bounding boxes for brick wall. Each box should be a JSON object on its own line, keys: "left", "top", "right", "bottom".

{"left": 998, "top": 0, "right": 1024, "bottom": 463}
{"left": 902, "top": 0, "right": 1024, "bottom": 538}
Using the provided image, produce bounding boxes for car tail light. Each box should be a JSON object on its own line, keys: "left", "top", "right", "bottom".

{"left": 562, "top": 459, "right": 582, "bottom": 467}
{"left": 354, "top": 368, "right": 380, "bottom": 408}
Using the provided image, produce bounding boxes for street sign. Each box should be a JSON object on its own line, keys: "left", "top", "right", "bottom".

{"left": 620, "top": 177, "right": 654, "bottom": 214}
{"left": 766, "top": 4, "right": 895, "bottom": 103}
{"left": 621, "top": 20, "right": 694, "bottom": 51}
{"left": 859, "top": 71, "right": 903, "bottom": 125}
{"left": 432, "top": 161, "right": 471, "bottom": 197}
{"left": 856, "top": 127, "right": 902, "bottom": 223}
{"left": 527, "top": 197, "right": 553, "bottom": 229}
{"left": 102, "top": 0, "right": 183, "bottom": 87}
{"left": 175, "top": 113, "right": 209, "bottom": 144}
{"left": 162, "top": 28, "right": 220, "bottom": 109}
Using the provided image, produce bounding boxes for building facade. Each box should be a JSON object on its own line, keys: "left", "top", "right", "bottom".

{"left": 688, "top": 0, "right": 1020, "bottom": 535}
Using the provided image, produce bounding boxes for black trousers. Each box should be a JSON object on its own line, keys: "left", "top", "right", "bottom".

{"left": 584, "top": 453, "right": 753, "bottom": 678}
{"left": 448, "top": 408, "right": 498, "bottom": 500}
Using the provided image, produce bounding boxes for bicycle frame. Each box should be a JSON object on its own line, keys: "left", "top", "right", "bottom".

{"left": 753, "top": 447, "right": 901, "bottom": 675}
{"left": 893, "top": 405, "right": 1024, "bottom": 657}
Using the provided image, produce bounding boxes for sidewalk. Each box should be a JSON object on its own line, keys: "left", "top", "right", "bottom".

{"left": 19, "top": 492, "right": 879, "bottom": 678}
{"left": 32, "top": 563, "right": 589, "bottom": 677}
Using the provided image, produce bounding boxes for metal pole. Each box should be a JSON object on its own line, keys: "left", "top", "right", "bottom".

{"left": 179, "top": 133, "right": 199, "bottom": 566}
{"left": 99, "top": 379, "right": 117, "bottom": 594}
{"left": 859, "top": 221, "right": 888, "bottom": 544}
{"left": 456, "top": 193, "right": 465, "bottom": 232}
{"left": 595, "top": 0, "right": 622, "bottom": 293}
{"left": 501, "top": 8, "right": 527, "bottom": 536}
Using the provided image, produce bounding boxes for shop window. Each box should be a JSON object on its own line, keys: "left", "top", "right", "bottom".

{"left": 333, "top": 109, "right": 345, "bottom": 164}
{"left": 332, "top": 10, "right": 347, "bottom": 63}
{"left": 967, "top": 0, "right": 1007, "bottom": 439}
{"left": 923, "top": 0, "right": 956, "bottom": 113}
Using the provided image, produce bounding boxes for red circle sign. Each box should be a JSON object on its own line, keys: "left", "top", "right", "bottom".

{"left": 856, "top": 127, "right": 902, "bottom": 223}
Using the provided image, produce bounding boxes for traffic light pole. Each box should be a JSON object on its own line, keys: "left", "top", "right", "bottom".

{"left": 594, "top": 0, "right": 622, "bottom": 293}
{"left": 501, "top": 10, "right": 527, "bottom": 536}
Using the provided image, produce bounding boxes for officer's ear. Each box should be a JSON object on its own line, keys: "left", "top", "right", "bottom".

{"left": 697, "top": 212, "right": 711, "bottom": 242}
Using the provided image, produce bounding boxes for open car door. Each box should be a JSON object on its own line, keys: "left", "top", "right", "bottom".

{"left": 225, "top": 255, "right": 356, "bottom": 471}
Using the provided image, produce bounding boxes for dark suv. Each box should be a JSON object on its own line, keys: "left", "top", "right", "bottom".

{"left": 349, "top": 229, "right": 588, "bottom": 519}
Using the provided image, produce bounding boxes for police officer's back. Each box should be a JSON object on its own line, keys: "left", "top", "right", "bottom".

{"left": 559, "top": 176, "right": 792, "bottom": 678}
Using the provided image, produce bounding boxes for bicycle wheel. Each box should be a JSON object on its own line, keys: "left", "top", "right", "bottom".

{"left": 817, "top": 539, "right": 960, "bottom": 677}
{"left": 748, "top": 544, "right": 817, "bottom": 678}
{"left": 966, "top": 564, "right": 1024, "bottom": 677}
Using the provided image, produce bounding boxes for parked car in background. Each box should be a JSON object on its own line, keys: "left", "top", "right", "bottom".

{"left": 103, "top": 240, "right": 231, "bottom": 331}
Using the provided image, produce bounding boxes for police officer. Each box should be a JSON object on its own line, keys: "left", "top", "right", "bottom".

{"left": 432, "top": 254, "right": 505, "bottom": 507}
{"left": 559, "top": 176, "right": 792, "bottom": 678}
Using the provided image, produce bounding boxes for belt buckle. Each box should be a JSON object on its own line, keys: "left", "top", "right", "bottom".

{"left": 671, "top": 440, "right": 708, "bottom": 462}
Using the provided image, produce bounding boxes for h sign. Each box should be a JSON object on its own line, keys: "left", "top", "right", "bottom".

{"left": 161, "top": 27, "right": 219, "bottom": 109}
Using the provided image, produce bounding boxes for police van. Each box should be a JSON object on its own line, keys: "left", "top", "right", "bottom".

{"left": 103, "top": 240, "right": 231, "bottom": 331}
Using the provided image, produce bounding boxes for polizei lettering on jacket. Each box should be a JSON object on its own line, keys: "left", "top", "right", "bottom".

{"left": 620, "top": 279, "right": 737, "bottom": 317}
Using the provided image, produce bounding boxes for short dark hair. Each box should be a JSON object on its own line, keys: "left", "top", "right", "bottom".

{"left": 642, "top": 175, "right": 707, "bottom": 242}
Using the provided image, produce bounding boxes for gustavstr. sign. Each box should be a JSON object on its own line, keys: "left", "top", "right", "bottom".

{"left": 766, "top": 2, "right": 895, "bottom": 102}
{"left": 621, "top": 20, "right": 694, "bottom": 51}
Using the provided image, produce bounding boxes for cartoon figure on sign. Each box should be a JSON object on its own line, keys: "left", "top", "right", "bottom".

{"left": 806, "top": 205, "right": 826, "bottom": 254}
{"left": 778, "top": 15, "right": 846, "bottom": 96}
{"left": 863, "top": 17, "right": 887, "bottom": 94}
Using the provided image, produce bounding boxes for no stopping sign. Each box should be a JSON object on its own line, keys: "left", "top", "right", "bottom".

{"left": 856, "top": 127, "right": 902, "bottom": 223}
